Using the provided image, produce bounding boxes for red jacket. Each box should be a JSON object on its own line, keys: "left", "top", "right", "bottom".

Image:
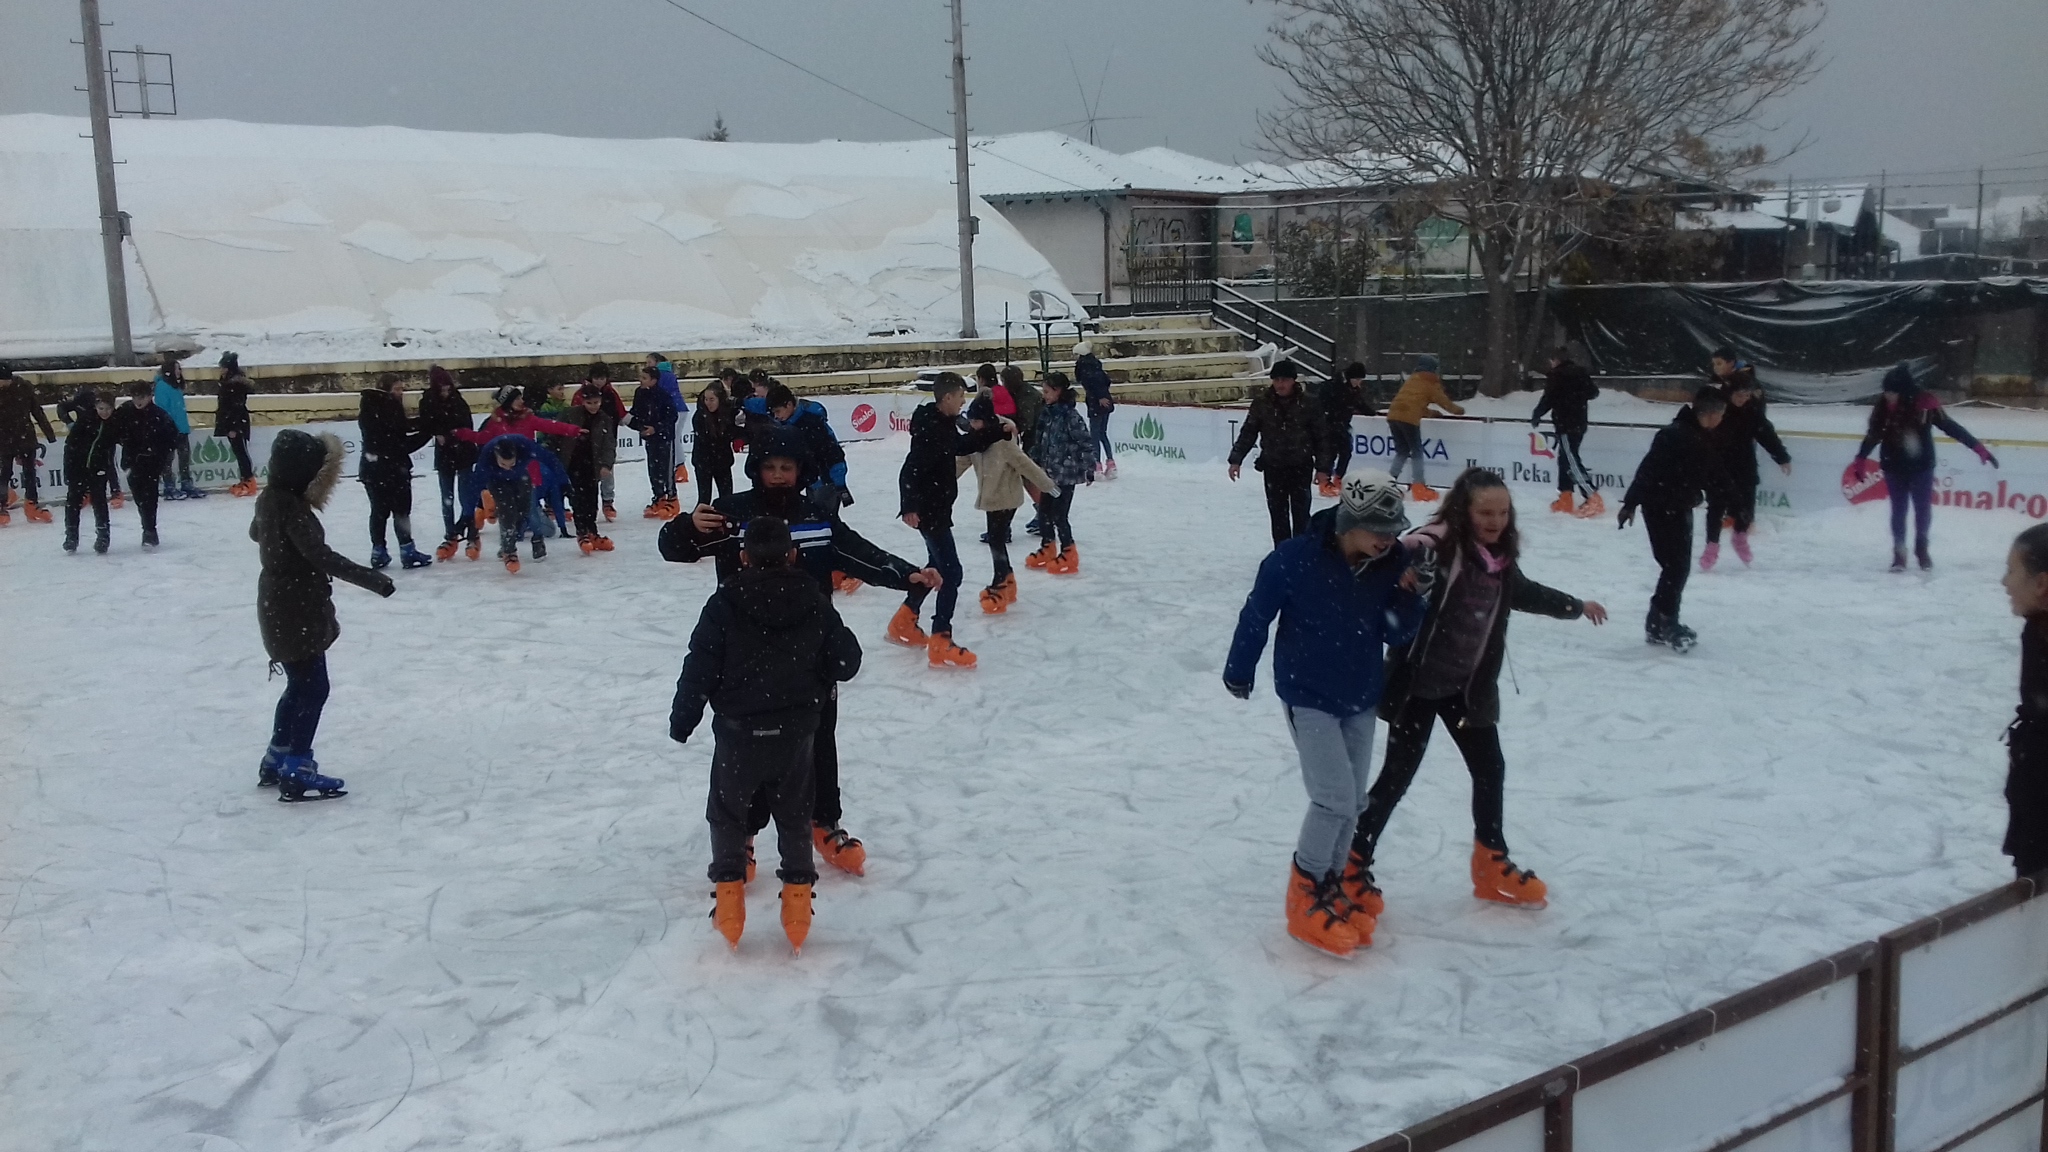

{"left": 453, "top": 408, "right": 581, "bottom": 445}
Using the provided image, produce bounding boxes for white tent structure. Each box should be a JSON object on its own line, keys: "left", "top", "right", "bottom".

{"left": 0, "top": 114, "right": 1085, "bottom": 364}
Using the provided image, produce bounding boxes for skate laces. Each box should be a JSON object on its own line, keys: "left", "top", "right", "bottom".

{"left": 1490, "top": 850, "right": 1537, "bottom": 883}
{"left": 822, "top": 826, "right": 861, "bottom": 851}
{"left": 1310, "top": 876, "right": 1351, "bottom": 926}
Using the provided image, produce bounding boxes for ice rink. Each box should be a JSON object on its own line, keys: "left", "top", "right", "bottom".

{"left": 0, "top": 439, "right": 2026, "bottom": 1152}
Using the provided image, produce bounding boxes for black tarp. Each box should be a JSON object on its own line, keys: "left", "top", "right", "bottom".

{"left": 1551, "top": 279, "right": 2048, "bottom": 402}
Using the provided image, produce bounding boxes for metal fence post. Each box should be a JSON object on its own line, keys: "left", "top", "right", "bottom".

{"left": 1543, "top": 1074, "right": 1575, "bottom": 1152}
{"left": 1873, "top": 935, "right": 1903, "bottom": 1152}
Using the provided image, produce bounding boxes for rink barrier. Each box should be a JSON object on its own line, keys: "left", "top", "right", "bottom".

{"left": 1351, "top": 872, "right": 2048, "bottom": 1152}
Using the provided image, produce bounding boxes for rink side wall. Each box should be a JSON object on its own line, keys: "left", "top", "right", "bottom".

{"left": 27, "top": 398, "right": 2048, "bottom": 524}
{"left": 1349, "top": 873, "right": 2048, "bottom": 1152}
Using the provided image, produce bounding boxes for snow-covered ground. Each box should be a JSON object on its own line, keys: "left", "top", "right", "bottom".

{"left": 0, "top": 442, "right": 2027, "bottom": 1152}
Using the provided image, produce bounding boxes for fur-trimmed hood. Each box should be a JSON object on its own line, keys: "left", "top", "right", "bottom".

{"left": 266, "top": 429, "right": 345, "bottom": 508}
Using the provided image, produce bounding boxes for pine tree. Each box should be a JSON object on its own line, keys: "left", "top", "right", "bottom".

{"left": 702, "top": 114, "right": 730, "bottom": 143}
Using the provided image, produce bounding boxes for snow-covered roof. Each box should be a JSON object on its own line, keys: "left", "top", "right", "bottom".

{"left": 0, "top": 114, "right": 1084, "bottom": 363}
{"left": 1678, "top": 208, "right": 1796, "bottom": 232}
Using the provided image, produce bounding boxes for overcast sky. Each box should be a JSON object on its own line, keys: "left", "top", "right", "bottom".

{"left": 4, "top": 0, "right": 2044, "bottom": 197}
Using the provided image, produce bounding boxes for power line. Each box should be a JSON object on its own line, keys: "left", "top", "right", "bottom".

{"left": 647, "top": 0, "right": 947, "bottom": 136}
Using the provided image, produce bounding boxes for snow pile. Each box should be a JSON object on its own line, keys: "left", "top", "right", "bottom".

{"left": 0, "top": 440, "right": 2024, "bottom": 1150}
{"left": 0, "top": 114, "right": 1084, "bottom": 363}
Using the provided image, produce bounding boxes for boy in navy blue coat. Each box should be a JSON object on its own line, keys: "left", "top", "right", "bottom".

{"left": 1225, "top": 469, "right": 1425, "bottom": 957}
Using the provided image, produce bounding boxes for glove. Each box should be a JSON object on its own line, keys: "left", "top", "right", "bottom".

{"left": 373, "top": 574, "right": 397, "bottom": 598}
{"left": 1406, "top": 547, "right": 1438, "bottom": 599}
{"left": 1617, "top": 505, "right": 1636, "bottom": 529}
{"left": 1529, "top": 416, "right": 1540, "bottom": 428}
{"left": 670, "top": 715, "right": 694, "bottom": 744}
{"left": 1851, "top": 458, "right": 1874, "bottom": 481}
{"left": 1976, "top": 445, "right": 1999, "bottom": 467}
{"left": 1224, "top": 679, "right": 1252, "bottom": 700}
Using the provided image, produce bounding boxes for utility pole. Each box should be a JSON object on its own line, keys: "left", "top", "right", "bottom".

{"left": 1974, "top": 165, "right": 1985, "bottom": 259}
{"left": 949, "top": 0, "right": 977, "bottom": 339}
{"left": 78, "top": 0, "right": 134, "bottom": 365}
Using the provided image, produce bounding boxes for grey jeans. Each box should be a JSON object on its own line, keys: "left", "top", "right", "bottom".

{"left": 1388, "top": 420, "right": 1426, "bottom": 484}
{"left": 1286, "top": 705, "right": 1378, "bottom": 877}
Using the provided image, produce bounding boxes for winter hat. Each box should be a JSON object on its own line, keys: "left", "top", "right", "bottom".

{"left": 493, "top": 384, "right": 522, "bottom": 409}
{"left": 576, "top": 383, "right": 607, "bottom": 402}
{"left": 1882, "top": 362, "right": 1919, "bottom": 395}
{"left": 1270, "top": 359, "right": 1300, "bottom": 380}
{"left": 429, "top": 365, "right": 455, "bottom": 390}
{"left": 743, "top": 515, "right": 794, "bottom": 562}
{"left": 1415, "top": 354, "right": 1441, "bottom": 373}
{"left": 1073, "top": 341, "right": 1094, "bottom": 357}
{"left": 266, "top": 430, "right": 344, "bottom": 507}
{"left": 1344, "top": 361, "right": 1368, "bottom": 381}
{"left": 1334, "top": 470, "right": 1410, "bottom": 537}
{"left": 754, "top": 427, "right": 811, "bottom": 469}
{"left": 217, "top": 351, "right": 240, "bottom": 371}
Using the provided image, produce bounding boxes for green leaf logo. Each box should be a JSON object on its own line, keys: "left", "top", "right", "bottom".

{"left": 194, "top": 437, "right": 233, "bottom": 464}
{"left": 1133, "top": 413, "right": 1166, "bottom": 441}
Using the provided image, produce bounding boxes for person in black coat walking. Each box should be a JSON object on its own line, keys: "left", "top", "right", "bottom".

{"left": 894, "top": 372, "right": 1007, "bottom": 667}
{"left": 1229, "top": 360, "right": 1331, "bottom": 545}
{"left": 1701, "top": 351, "right": 1791, "bottom": 570}
{"left": 214, "top": 352, "right": 257, "bottom": 496}
{"left": 108, "top": 381, "right": 181, "bottom": 547}
{"left": 56, "top": 388, "right": 117, "bottom": 553}
{"left": 0, "top": 363, "right": 57, "bottom": 521}
{"left": 672, "top": 515, "right": 864, "bottom": 952}
{"left": 357, "top": 374, "right": 434, "bottom": 569}
{"left": 1619, "top": 389, "right": 1730, "bottom": 650}
{"left": 417, "top": 365, "right": 477, "bottom": 556}
{"left": 1531, "top": 348, "right": 1603, "bottom": 516}
{"left": 626, "top": 364, "right": 681, "bottom": 517}
{"left": 250, "top": 429, "right": 396, "bottom": 800}
{"left": 687, "top": 382, "right": 735, "bottom": 509}
{"left": 1317, "top": 361, "right": 1379, "bottom": 491}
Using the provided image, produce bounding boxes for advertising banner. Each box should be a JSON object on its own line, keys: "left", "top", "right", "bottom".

{"left": 25, "top": 397, "right": 2047, "bottom": 523}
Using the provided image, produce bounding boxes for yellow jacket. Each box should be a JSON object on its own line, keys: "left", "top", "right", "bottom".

{"left": 1385, "top": 372, "right": 1464, "bottom": 426}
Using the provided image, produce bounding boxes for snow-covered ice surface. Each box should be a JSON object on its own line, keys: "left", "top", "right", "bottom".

{"left": 0, "top": 443, "right": 2025, "bottom": 1151}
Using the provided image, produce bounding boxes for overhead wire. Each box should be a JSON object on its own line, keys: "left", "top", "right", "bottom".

{"left": 647, "top": 0, "right": 948, "bottom": 136}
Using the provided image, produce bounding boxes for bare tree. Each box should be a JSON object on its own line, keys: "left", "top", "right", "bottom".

{"left": 1260, "top": 0, "right": 1822, "bottom": 394}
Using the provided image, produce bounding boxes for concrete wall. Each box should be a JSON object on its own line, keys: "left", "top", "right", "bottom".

{"left": 991, "top": 198, "right": 1111, "bottom": 303}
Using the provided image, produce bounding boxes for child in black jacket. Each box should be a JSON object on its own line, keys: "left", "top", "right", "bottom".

{"left": 2001, "top": 525, "right": 2048, "bottom": 879}
{"left": 1618, "top": 388, "right": 1729, "bottom": 651}
{"left": 56, "top": 388, "right": 117, "bottom": 553}
{"left": 110, "top": 381, "right": 181, "bottom": 548}
{"left": 215, "top": 351, "right": 257, "bottom": 496}
{"left": 627, "top": 364, "right": 680, "bottom": 518}
{"left": 356, "top": 374, "right": 434, "bottom": 569}
{"left": 1702, "top": 353, "right": 1791, "bottom": 569}
{"left": 690, "top": 383, "right": 737, "bottom": 509}
{"left": 672, "top": 516, "right": 863, "bottom": 953}
{"left": 893, "top": 372, "right": 1006, "bottom": 668}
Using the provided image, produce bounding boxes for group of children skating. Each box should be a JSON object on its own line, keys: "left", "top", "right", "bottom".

{"left": 1227, "top": 346, "right": 2018, "bottom": 957}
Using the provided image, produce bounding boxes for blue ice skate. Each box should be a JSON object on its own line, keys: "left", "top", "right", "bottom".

{"left": 181, "top": 484, "right": 207, "bottom": 499}
{"left": 370, "top": 544, "right": 392, "bottom": 569}
{"left": 277, "top": 755, "right": 346, "bottom": 802}
{"left": 257, "top": 744, "right": 286, "bottom": 788}
{"left": 399, "top": 543, "right": 433, "bottom": 569}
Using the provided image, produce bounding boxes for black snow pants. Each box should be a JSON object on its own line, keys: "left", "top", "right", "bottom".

{"left": 1353, "top": 693, "right": 1509, "bottom": 863}
{"left": 65, "top": 472, "right": 110, "bottom": 534}
{"left": 2007, "top": 724, "right": 2048, "bottom": 878}
{"left": 361, "top": 460, "right": 415, "bottom": 550}
{"left": 126, "top": 466, "right": 162, "bottom": 532}
{"left": 1704, "top": 482, "right": 1757, "bottom": 544}
{"left": 1644, "top": 506, "right": 1692, "bottom": 624}
{"left": 711, "top": 711, "right": 819, "bottom": 885}
{"left": 1262, "top": 463, "right": 1314, "bottom": 545}
{"left": 568, "top": 458, "right": 601, "bottom": 538}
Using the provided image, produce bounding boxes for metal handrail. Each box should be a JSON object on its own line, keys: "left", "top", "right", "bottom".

{"left": 1207, "top": 281, "right": 1337, "bottom": 380}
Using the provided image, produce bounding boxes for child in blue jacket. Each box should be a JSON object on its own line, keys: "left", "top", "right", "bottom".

{"left": 152, "top": 353, "right": 205, "bottom": 500}
{"left": 464, "top": 434, "right": 569, "bottom": 571}
{"left": 1225, "top": 470, "right": 1425, "bottom": 957}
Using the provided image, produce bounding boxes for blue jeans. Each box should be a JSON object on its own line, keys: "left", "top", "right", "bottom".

{"left": 269, "top": 656, "right": 330, "bottom": 757}
{"left": 1886, "top": 467, "right": 1934, "bottom": 553}
{"left": 905, "top": 526, "right": 963, "bottom": 635}
{"left": 1286, "top": 705, "right": 1377, "bottom": 878}
{"left": 1089, "top": 409, "right": 1113, "bottom": 462}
